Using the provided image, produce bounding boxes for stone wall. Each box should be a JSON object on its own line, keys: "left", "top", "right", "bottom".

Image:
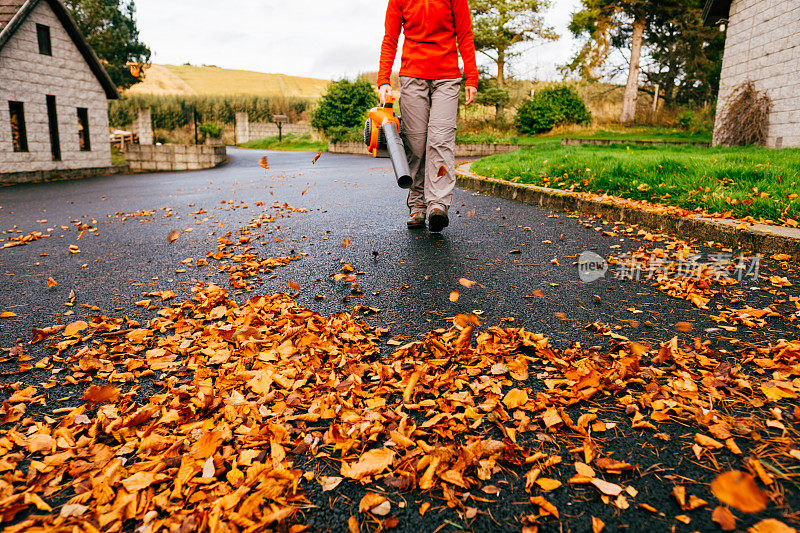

{"left": 0, "top": 164, "right": 126, "bottom": 186}
{"left": 235, "top": 113, "right": 311, "bottom": 143}
{"left": 124, "top": 145, "right": 227, "bottom": 172}
{"left": 713, "top": 0, "right": 800, "bottom": 148}
{"left": 329, "top": 141, "right": 524, "bottom": 158}
{"left": 0, "top": 1, "right": 112, "bottom": 172}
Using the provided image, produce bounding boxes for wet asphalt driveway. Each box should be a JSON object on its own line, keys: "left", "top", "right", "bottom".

{"left": 1, "top": 147, "right": 798, "bottom": 532}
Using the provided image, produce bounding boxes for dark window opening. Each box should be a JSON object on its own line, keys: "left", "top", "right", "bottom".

{"left": 46, "top": 95, "right": 61, "bottom": 161}
{"left": 37, "top": 24, "right": 51, "bottom": 56}
{"left": 9, "top": 101, "right": 28, "bottom": 153}
{"left": 77, "top": 108, "right": 91, "bottom": 151}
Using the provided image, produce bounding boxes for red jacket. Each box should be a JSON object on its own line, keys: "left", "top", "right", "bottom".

{"left": 378, "top": 0, "right": 479, "bottom": 89}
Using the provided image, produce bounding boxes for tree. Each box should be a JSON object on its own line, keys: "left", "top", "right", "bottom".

{"left": 64, "top": 0, "right": 151, "bottom": 90}
{"left": 310, "top": 78, "right": 379, "bottom": 136}
{"left": 471, "top": 0, "right": 558, "bottom": 117}
{"left": 567, "top": 0, "right": 659, "bottom": 123}
{"left": 642, "top": 2, "right": 724, "bottom": 106}
{"left": 566, "top": 0, "right": 723, "bottom": 119}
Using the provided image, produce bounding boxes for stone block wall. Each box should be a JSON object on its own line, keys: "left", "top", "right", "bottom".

{"left": 714, "top": 0, "right": 800, "bottom": 148}
{"left": 0, "top": 0, "right": 112, "bottom": 173}
{"left": 124, "top": 145, "right": 227, "bottom": 172}
{"left": 235, "top": 113, "right": 311, "bottom": 143}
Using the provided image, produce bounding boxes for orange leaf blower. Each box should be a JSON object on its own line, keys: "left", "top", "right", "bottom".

{"left": 364, "top": 96, "right": 412, "bottom": 189}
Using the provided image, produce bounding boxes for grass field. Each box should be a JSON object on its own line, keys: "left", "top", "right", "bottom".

{"left": 471, "top": 142, "right": 800, "bottom": 224}
{"left": 456, "top": 126, "right": 712, "bottom": 146}
{"left": 239, "top": 134, "right": 328, "bottom": 152}
{"left": 127, "top": 65, "right": 330, "bottom": 98}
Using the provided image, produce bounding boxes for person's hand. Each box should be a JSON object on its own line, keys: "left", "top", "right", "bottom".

{"left": 379, "top": 84, "right": 392, "bottom": 105}
{"left": 465, "top": 86, "right": 477, "bottom": 106}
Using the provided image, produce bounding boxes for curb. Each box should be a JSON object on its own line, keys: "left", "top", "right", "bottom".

{"left": 456, "top": 163, "right": 800, "bottom": 261}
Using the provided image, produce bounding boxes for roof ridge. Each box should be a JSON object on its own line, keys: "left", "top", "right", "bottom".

{"left": 0, "top": 0, "right": 118, "bottom": 99}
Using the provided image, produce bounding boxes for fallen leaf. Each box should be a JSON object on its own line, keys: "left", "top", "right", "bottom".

{"left": 167, "top": 229, "right": 181, "bottom": 243}
{"left": 712, "top": 506, "right": 736, "bottom": 531}
{"left": 64, "top": 320, "right": 88, "bottom": 337}
{"left": 194, "top": 431, "right": 223, "bottom": 458}
{"left": 28, "top": 434, "right": 54, "bottom": 453}
{"left": 503, "top": 388, "right": 529, "bottom": 409}
{"left": 590, "top": 478, "right": 623, "bottom": 496}
{"left": 592, "top": 516, "right": 605, "bottom": 533}
{"left": 676, "top": 322, "right": 693, "bottom": 332}
{"left": 342, "top": 448, "right": 395, "bottom": 480}
{"left": 535, "top": 478, "right": 562, "bottom": 492}
{"left": 529, "top": 496, "right": 558, "bottom": 518}
{"left": 47, "top": 277, "right": 58, "bottom": 287}
{"left": 459, "top": 278, "right": 476, "bottom": 288}
{"left": 82, "top": 385, "right": 120, "bottom": 406}
{"left": 312, "top": 152, "right": 321, "bottom": 164}
{"left": 359, "top": 493, "right": 387, "bottom": 513}
{"left": 370, "top": 500, "right": 391, "bottom": 517}
{"left": 748, "top": 519, "right": 796, "bottom": 533}
{"left": 319, "top": 476, "right": 343, "bottom": 492}
{"left": 287, "top": 281, "right": 301, "bottom": 291}
{"left": 342, "top": 238, "right": 351, "bottom": 247}
{"left": 711, "top": 471, "right": 768, "bottom": 513}
{"left": 449, "top": 291, "right": 460, "bottom": 303}
{"left": 0, "top": 311, "right": 18, "bottom": 318}
{"left": 436, "top": 165, "right": 447, "bottom": 177}
{"left": 202, "top": 456, "right": 215, "bottom": 478}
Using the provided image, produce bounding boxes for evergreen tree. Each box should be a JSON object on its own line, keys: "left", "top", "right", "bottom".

{"left": 64, "top": 0, "right": 151, "bottom": 90}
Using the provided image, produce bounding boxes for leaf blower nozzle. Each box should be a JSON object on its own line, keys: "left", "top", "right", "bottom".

{"left": 364, "top": 96, "right": 412, "bottom": 189}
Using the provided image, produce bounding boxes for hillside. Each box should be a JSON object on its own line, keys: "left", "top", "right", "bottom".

{"left": 125, "top": 64, "right": 331, "bottom": 98}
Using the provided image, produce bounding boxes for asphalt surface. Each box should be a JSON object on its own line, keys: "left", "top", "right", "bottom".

{"left": 1, "top": 147, "right": 799, "bottom": 532}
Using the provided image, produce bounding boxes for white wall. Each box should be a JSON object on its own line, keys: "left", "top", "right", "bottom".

{"left": 714, "top": 0, "right": 800, "bottom": 148}
{"left": 0, "top": 1, "right": 112, "bottom": 172}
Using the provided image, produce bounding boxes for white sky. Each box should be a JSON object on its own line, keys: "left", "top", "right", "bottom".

{"left": 135, "top": 0, "right": 585, "bottom": 81}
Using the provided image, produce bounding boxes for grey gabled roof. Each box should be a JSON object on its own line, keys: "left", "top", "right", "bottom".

{"left": 702, "top": 0, "right": 733, "bottom": 25}
{"left": 0, "top": 0, "right": 118, "bottom": 99}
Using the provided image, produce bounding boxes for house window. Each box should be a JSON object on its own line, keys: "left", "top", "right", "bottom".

{"left": 46, "top": 95, "right": 61, "bottom": 161}
{"left": 9, "top": 101, "right": 28, "bottom": 153}
{"left": 36, "top": 24, "right": 51, "bottom": 56}
{"left": 77, "top": 108, "right": 91, "bottom": 151}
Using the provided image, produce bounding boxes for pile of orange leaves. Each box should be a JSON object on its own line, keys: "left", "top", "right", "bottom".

{"left": 0, "top": 278, "right": 798, "bottom": 531}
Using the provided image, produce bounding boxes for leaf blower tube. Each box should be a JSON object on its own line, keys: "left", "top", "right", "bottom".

{"left": 364, "top": 96, "right": 412, "bottom": 189}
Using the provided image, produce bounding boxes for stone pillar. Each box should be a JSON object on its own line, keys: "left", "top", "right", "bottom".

{"left": 235, "top": 113, "right": 249, "bottom": 144}
{"left": 134, "top": 109, "right": 153, "bottom": 145}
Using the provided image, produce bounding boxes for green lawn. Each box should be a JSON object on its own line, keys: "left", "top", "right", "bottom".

{"left": 456, "top": 126, "right": 712, "bottom": 146}
{"left": 471, "top": 142, "right": 800, "bottom": 224}
{"left": 239, "top": 134, "right": 328, "bottom": 152}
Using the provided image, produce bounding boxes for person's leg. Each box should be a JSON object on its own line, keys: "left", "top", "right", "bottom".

{"left": 424, "top": 78, "right": 461, "bottom": 217}
{"left": 399, "top": 77, "right": 431, "bottom": 215}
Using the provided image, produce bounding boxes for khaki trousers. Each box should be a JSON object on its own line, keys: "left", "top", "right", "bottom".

{"left": 399, "top": 76, "right": 461, "bottom": 214}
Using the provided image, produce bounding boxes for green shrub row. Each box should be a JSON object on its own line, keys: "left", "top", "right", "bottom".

{"left": 108, "top": 95, "right": 312, "bottom": 130}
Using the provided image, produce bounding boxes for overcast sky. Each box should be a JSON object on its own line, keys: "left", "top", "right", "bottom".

{"left": 135, "top": 0, "right": 585, "bottom": 81}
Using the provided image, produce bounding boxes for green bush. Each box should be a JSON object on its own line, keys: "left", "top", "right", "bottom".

{"left": 311, "top": 78, "right": 379, "bottom": 135}
{"left": 199, "top": 122, "right": 222, "bottom": 139}
{"left": 514, "top": 85, "right": 592, "bottom": 134}
{"left": 677, "top": 110, "right": 696, "bottom": 130}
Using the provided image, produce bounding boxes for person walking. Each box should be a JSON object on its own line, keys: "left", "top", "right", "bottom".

{"left": 377, "top": 0, "right": 478, "bottom": 232}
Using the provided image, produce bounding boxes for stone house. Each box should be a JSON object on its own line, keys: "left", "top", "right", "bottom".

{"left": 703, "top": 0, "right": 800, "bottom": 148}
{"left": 0, "top": 0, "right": 118, "bottom": 180}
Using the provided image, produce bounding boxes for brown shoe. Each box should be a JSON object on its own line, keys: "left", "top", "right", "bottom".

{"left": 407, "top": 211, "right": 426, "bottom": 229}
{"left": 427, "top": 208, "right": 449, "bottom": 232}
